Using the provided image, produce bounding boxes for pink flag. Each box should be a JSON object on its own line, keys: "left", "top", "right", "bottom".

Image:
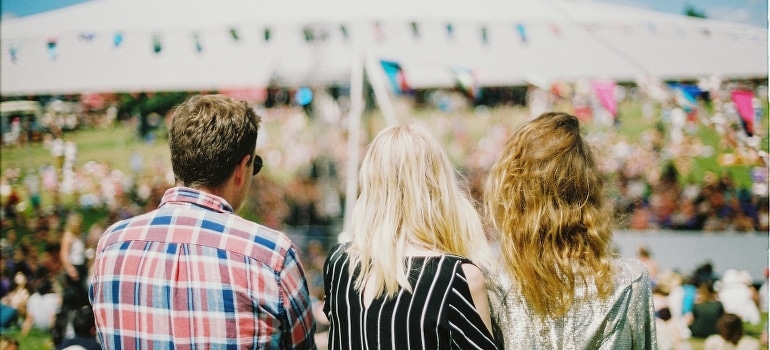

{"left": 592, "top": 80, "right": 617, "bottom": 117}
{"left": 731, "top": 90, "right": 755, "bottom": 136}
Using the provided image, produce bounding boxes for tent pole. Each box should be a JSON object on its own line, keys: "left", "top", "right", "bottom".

{"left": 364, "top": 52, "right": 398, "bottom": 126}
{"left": 341, "top": 51, "right": 365, "bottom": 241}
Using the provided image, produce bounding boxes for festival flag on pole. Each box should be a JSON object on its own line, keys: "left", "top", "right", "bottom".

{"left": 591, "top": 79, "right": 617, "bottom": 117}
{"left": 670, "top": 83, "right": 700, "bottom": 111}
{"left": 731, "top": 89, "right": 755, "bottom": 136}
{"left": 380, "top": 60, "right": 411, "bottom": 95}
{"left": 451, "top": 66, "right": 481, "bottom": 101}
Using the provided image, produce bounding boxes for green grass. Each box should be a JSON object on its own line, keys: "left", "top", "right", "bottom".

{"left": 2, "top": 314, "right": 766, "bottom": 350}
{"left": 2, "top": 328, "right": 55, "bottom": 350}
{"left": 2, "top": 123, "right": 170, "bottom": 177}
{"left": 1, "top": 100, "right": 766, "bottom": 229}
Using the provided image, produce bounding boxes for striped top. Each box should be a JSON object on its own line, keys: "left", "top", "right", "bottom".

{"left": 323, "top": 243, "right": 499, "bottom": 350}
{"left": 89, "top": 187, "right": 317, "bottom": 350}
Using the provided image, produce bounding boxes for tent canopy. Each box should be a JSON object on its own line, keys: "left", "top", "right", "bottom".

{"left": 1, "top": 0, "right": 766, "bottom": 96}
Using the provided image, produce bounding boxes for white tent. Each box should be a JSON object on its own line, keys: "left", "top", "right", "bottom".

{"left": 1, "top": 0, "right": 766, "bottom": 96}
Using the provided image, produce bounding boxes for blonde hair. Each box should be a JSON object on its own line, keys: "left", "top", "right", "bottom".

{"left": 347, "top": 122, "right": 493, "bottom": 298}
{"left": 65, "top": 212, "right": 84, "bottom": 236}
{"left": 484, "top": 112, "right": 615, "bottom": 318}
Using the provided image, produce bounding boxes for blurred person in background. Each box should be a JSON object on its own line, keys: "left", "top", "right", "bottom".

{"left": 20, "top": 279, "right": 60, "bottom": 336}
{"left": 0, "top": 272, "right": 31, "bottom": 331}
{"left": 324, "top": 122, "right": 500, "bottom": 349}
{"left": 484, "top": 112, "right": 656, "bottom": 349}
{"left": 59, "top": 212, "right": 89, "bottom": 313}
{"left": 704, "top": 313, "right": 760, "bottom": 350}
{"left": 89, "top": 94, "right": 316, "bottom": 349}
{"left": 716, "top": 269, "right": 760, "bottom": 326}
{"left": 0, "top": 336, "right": 19, "bottom": 350}
{"left": 687, "top": 281, "right": 725, "bottom": 339}
{"left": 55, "top": 305, "right": 101, "bottom": 350}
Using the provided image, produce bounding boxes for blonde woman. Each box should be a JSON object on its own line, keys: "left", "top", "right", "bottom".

{"left": 323, "top": 122, "right": 499, "bottom": 349}
{"left": 484, "top": 112, "right": 656, "bottom": 349}
{"left": 60, "top": 211, "right": 89, "bottom": 312}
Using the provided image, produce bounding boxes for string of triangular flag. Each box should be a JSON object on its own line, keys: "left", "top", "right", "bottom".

{"left": 3, "top": 19, "right": 759, "bottom": 63}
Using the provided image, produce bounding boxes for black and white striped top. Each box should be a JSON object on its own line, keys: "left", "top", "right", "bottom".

{"left": 323, "top": 243, "right": 499, "bottom": 350}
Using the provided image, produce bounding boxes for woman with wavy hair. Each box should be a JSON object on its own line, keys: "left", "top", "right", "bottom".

{"left": 484, "top": 112, "right": 656, "bottom": 349}
{"left": 323, "top": 122, "right": 499, "bottom": 349}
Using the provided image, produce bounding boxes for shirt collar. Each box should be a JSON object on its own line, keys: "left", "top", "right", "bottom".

{"left": 159, "top": 187, "right": 234, "bottom": 213}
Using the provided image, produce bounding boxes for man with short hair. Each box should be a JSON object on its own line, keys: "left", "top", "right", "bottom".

{"left": 90, "top": 94, "right": 317, "bottom": 349}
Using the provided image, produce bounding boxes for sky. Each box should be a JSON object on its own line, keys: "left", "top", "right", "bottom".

{"left": 1, "top": 0, "right": 767, "bottom": 28}
{"left": 596, "top": 0, "right": 768, "bottom": 28}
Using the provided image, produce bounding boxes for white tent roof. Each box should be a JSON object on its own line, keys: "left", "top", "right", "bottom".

{"left": 1, "top": 0, "right": 766, "bottom": 95}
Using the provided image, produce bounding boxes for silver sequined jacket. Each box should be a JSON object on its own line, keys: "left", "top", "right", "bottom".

{"left": 487, "top": 258, "right": 657, "bottom": 349}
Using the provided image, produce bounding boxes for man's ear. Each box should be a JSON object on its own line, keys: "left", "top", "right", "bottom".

{"left": 233, "top": 154, "right": 251, "bottom": 186}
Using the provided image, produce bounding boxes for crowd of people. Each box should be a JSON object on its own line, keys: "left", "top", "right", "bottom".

{"left": 651, "top": 262, "right": 768, "bottom": 350}
{"left": 0, "top": 88, "right": 767, "bottom": 349}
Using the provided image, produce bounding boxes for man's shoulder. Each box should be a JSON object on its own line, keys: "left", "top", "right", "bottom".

{"left": 99, "top": 208, "right": 300, "bottom": 271}
{"left": 228, "top": 216, "right": 299, "bottom": 262}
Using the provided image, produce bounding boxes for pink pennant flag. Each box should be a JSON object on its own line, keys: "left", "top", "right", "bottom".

{"left": 731, "top": 89, "right": 755, "bottom": 136}
{"left": 592, "top": 80, "right": 617, "bottom": 117}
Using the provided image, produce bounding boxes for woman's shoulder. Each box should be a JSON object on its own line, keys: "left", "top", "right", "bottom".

{"left": 326, "top": 243, "right": 350, "bottom": 262}
{"left": 612, "top": 258, "right": 652, "bottom": 285}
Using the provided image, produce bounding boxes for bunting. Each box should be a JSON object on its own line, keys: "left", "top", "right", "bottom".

{"left": 516, "top": 23, "right": 527, "bottom": 43}
{"left": 113, "top": 32, "right": 124, "bottom": 47}
{"left": 79, "top": 33, "right": 95, "bottom": 41}
{"left": 193, "top": 33, "right": 203, "bottom": 53}
{"left": 46, "top": 39, "right": 58, "bottom": 60}
{"left": 230, "top": 28, "right": 240, "bottom": 42}
{"left": 1, "top": 20, "right": 760, "bottom": 65}
{"left": 152, "top": 34, "right": 162, "bottom": 54}
{"left": 411, "top": 22, "right": 420, "bottom": 39}
{"left": 9, "top": 45, "right": 18, "bottom": 63}
{"left": 481, "top": 26, "right": 489, "bottom": 44}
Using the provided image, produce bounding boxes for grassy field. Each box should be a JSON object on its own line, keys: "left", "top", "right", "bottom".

{"left": 1, "top": 101, "right": 767, "bottom": 232}
{"left": 1, "top": 122, "right": 170, "bottom": 180}
{"left": 1, "top": 102, "right": 767, "bottom": 348}
{"left": 2, "top": 314, "right": 766, "bottom": 350}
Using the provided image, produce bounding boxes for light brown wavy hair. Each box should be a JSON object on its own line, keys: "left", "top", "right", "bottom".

{"left": 484, "top": 111, "right": 615, "bottom": 318}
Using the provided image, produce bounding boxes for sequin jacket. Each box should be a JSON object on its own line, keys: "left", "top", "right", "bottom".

{"left": 487, "top": 258, "right": 657, "bottom": 349}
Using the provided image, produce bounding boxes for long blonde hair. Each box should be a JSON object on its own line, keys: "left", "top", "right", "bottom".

{"left": 347, "top": 122, "right": 493, "bottom": 298}
{"left": 484, "top": 112, "right": 615, "bottom": 318}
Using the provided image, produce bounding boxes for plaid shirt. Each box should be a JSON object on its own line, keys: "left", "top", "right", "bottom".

{"left": 89, "top": 187, "right": 317, "bottom": 350}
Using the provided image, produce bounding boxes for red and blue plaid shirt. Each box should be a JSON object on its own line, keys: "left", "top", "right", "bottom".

{"left": 90, "top": 187, "right": 317, "bottom": 349}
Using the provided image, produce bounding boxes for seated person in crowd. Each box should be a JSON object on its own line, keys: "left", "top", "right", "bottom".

{"left": 21, "top": 279, "right": 61, "bottom": 336}
{"left": 56, "top": 305, "right": 101, "bottom": 350}
{"left": 704, "top": 313, "right": 760, "bottom": 350}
